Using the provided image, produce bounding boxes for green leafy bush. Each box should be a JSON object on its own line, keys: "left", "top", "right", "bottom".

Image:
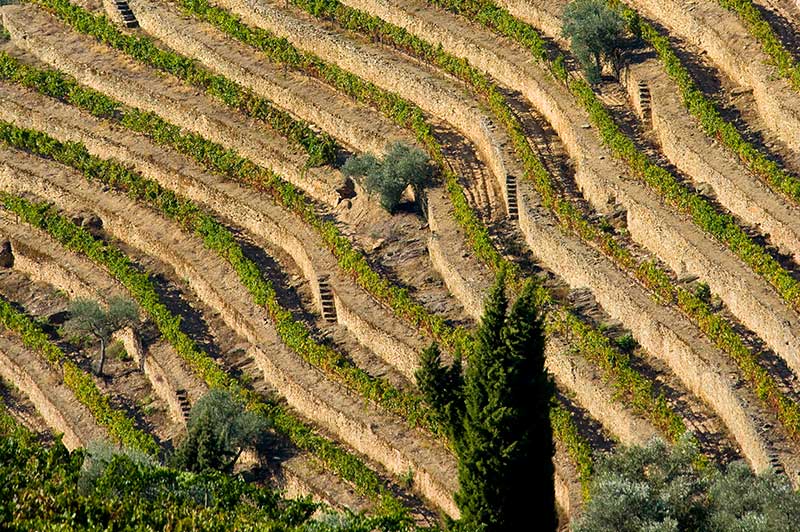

{"left": 63, "top": 296, "right": 138, "bottom": 376}
{"left": 574, "top": 437, "right": 800, "bottom": 532}
{"left": 342, "top": 142, "right": 434, "bottom": 213}
{"left": 172, "top": 389, "right": 268, "bottom": 473}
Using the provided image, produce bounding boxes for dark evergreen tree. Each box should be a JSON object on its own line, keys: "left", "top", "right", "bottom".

{"left": 499, "top": 281, "right": 555, "bottom": 531}
{"left": 416, "top": 343, "right": 464, "bottom": 439}
{"left": 417, "top": 270, "right": 556, "bottom": 531}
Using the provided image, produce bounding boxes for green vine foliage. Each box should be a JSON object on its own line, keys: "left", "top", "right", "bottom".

{"left": 716, "top": 0, "right": 800, "bottom": 91}
{"left": 0, "top": 193, "right": 406, "bottom": 515}
{"left": 0, "top": 293, "right": 159, "bottom": 455}
{"left": 607, "top": 2, "right": 800, "bottom": 208}
{"left": 0, "top": 121, "right": 441, "bottom": 434}
{"left": 31, "top": 0, "right": 336, "bottom": 167}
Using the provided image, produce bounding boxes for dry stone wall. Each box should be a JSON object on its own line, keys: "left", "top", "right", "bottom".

{"left": 621, "top": 61, "right": 800, "bottom": 264}
{"left": 426, "top": 189, "right": 491, "bottom": 321}
{"left": 0, "top": 81, "right": 427, "bottom": 381}
{"left": 546, "top": 337, "right": 659, "bottom": 447}
{"left": 516, "top": 175, "right": 780, "bottom": 475}
{"left": 627, "top": 0, "right": 800, "bottom": 154}
{"left": 1, "top": 4, "right": 347, "bottom": 208}
{"left": 618, "top": 59, "right": 800, "bottom": 378}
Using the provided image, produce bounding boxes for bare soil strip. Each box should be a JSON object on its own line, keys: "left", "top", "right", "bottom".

{"left": 0, "top": 146, "right": 460, "bottom": 517}
{"left": 1, "top": 3, "right": 349, "bottom": 208}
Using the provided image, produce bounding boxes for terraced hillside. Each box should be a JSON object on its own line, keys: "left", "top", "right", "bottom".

{"left": 2, "top": 0, "right": 800, "bottom": 527}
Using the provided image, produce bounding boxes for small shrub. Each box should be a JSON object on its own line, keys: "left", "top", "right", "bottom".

{"left": 693, "top": 282, "right": 712, "bottom": 304}
{"left": 614, "top": 333, "right": 638, "bottom": 353}
{"left": 562, "top": 0, "right": 626, "bottom": 83}
{"left": 342, "top": 142, "right": 434, "bottom": 213}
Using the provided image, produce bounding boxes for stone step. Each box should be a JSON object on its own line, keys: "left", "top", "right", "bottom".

{"left": 175, "top": 389, "right": 191, "bottom": 420}
{"left": 317, "top": 276, "right": 337, "bottom": 322}
{"left": 506, "top": 175, "right": 518, "bottom": 219}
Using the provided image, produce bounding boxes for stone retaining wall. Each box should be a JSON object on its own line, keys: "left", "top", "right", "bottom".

{"left": 1, "top": 4, "right": 346, "bottom": 208}
{"left": 0, "top": 335, "right": 105, "bottom": 449}
{"left": 426, "top": 190, "right": 490, "bottom": 321}
{"left": 0, "top": 82, "right": 427, "bottom": 383}
{"left": 618, "top": 61, "right": 800, "bottom": 372}
{"left": 516, "top": 176, "right": 777, "bottom": 474}
{"left": 0, "top": 148, "right": 461, "bottom": 518}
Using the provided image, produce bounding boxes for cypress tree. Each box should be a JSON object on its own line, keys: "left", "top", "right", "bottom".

{"left": 416, "top": 343, "right": 464, "bottom": 439}
{"left": 454, "top": 274, "right": 556, "bottom": 531}
{"left": 499, "top": 280, "right": 555, "bottom": 530}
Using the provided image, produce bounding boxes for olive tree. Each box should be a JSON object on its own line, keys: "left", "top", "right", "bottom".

{"left": 172, "top": 389, "right": 268, "bottom": 474}
{"left": 342, "top": 142, "right": 434, "bottom": 213}
{"left": 63, "top": 297, "right": 138, "bottom": 376}
{"left": 573, "top": 436, "right": 800, "bottom": 532}
{"left": 562, "top": 0, "right": 626, "bottom": 83}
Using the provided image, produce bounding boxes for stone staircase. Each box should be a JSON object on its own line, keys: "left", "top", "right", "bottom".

{"left": 175, "top": 388, "right": 191, "bottom": 422}
{"left": 637, "top": 81, "right": 652, "bottom": 127}
{"left": 506, "top": 174, "right": 518, "bottom": 220}
{"left": 318, "top": 275, "right": 337, "bottom": 322}
{"left": 113, "top": 0, "right": 139, "bottom": 28}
